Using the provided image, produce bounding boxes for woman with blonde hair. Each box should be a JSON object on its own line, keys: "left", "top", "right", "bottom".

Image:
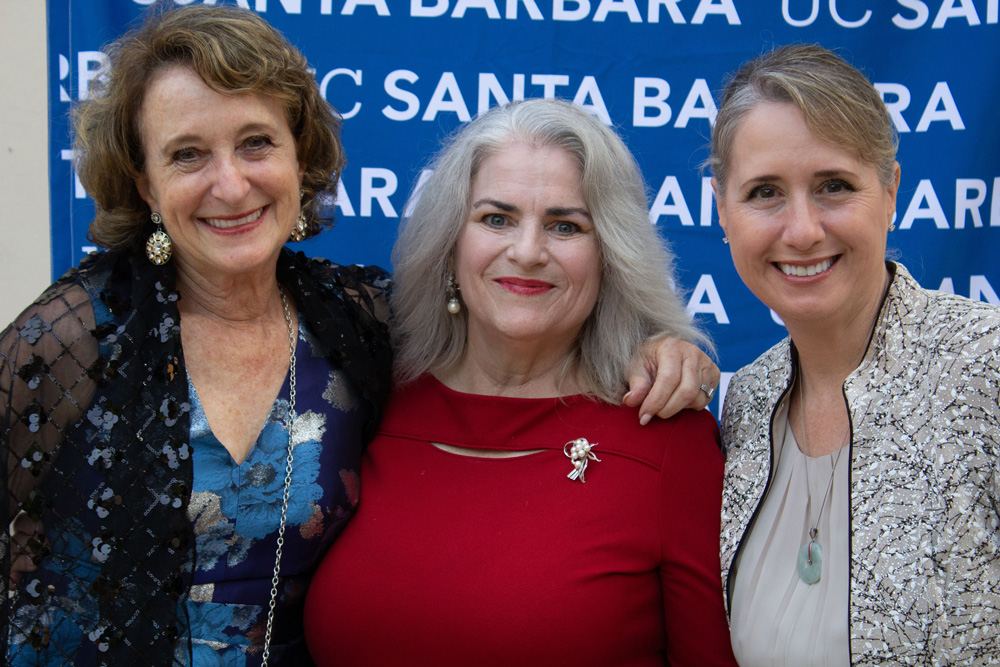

{"left": 712, "top": 44, "right": 1000, "bottom": 664}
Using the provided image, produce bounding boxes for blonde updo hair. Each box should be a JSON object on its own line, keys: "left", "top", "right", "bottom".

{"left": 708, "top": 44, "right": 897, "bottom": 195}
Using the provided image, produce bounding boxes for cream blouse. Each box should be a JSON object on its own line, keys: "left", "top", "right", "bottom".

{"left": 730, "top": 402, "right": 850, "bottom": 666}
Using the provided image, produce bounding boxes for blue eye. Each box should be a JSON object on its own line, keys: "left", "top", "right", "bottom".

{"left": 484, "top": 214, "right": 506, "bottom": 227}
{"left": 554, "top": 221, "right": 580, "bottom": 234}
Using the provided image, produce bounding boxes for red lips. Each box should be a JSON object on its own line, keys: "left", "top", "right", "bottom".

{"left": 494, "top": 277, "right": 553, "bottom": 295}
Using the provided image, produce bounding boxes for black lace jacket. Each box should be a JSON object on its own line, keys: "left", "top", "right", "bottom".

{"left": 1, "top": 248, "right": 392, "bottom": 665}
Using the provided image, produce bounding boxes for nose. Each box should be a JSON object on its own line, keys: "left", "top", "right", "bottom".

{"left": 210, "top": 155, "right": 251, "bottom": 205}
{"left": 782, "top": 193, "right": 825, "bottom": 250}
{"left": 507, "top": 222, "right": 549, "bottom": 267}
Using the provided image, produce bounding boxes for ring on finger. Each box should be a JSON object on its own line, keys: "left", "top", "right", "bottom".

{"left": 700, "top": 384, "right": 716, "bottom": 400}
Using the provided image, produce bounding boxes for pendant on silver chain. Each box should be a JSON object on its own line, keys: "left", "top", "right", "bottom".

{"left": 796, "top": 528, "right": 823, "bottom": 584}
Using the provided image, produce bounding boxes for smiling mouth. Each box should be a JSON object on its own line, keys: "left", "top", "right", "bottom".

{"left": 776, "top": 256, "right": 837, "bottom": 277}
{"left": 201, "top": 206, "right": 266, "bottom": 229}
{"left": 495, "top": 278, "right": 553, "bottom": 294}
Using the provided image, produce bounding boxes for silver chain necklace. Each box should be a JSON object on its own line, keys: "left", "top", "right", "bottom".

{"left": 261, "top": 289, "right": 297, "bottom": 666}
{"left": 795, "top": 372, "right": 848, "bottom": 585}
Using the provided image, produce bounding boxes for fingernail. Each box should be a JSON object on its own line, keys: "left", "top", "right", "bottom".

{"left": 623, "top": 391, "right": 633, "bottom": 402}
{"left": 640, "top": 413, "right": 651, "bottom": 426}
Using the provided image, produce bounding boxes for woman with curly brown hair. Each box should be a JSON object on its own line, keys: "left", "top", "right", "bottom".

{"left": 1, "top": 6, "right": 392, "bottom": 664}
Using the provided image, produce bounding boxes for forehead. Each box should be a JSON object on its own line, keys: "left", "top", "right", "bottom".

{"left": 139, "top": 65, "right": 289, "bottom": 140}
{"left": 471, "top": 142, "right": 584, "bottom": 195}
{"left": 728, "top": 101, "right": 863, "bottom": 177}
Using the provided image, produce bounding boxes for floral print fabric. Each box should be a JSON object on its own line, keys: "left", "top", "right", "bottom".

{"left": 180, "top": 324, "right": 367, "bottom": 666}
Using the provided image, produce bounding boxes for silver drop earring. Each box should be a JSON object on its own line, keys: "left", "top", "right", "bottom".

{"left": 146, "top": 212, "right": 172, "bottom": 265}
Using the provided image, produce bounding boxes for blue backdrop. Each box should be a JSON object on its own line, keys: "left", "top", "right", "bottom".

{"left": 46, "top": 0, "right": 1000, "bottom": 411}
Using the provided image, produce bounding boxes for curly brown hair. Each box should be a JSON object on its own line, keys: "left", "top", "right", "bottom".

{"left": 75, "top": 3, "right": 344, "bottom": 251}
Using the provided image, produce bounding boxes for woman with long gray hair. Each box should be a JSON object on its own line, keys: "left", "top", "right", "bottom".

{"left": 304, "top": 98, "right": 737, "bottom": 666}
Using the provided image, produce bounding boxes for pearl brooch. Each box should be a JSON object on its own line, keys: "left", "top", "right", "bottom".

{"left": 563, "top": 437, "right": 600, "bottom": 483}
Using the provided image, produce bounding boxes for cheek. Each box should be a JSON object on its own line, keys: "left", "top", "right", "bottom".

{"left": 453, "top": 229, "right": 498, "bottom": 282}
{"left": 730, "top": 246, "right": 762, "bottom": 278}
{"left": 569, "top": 246, "right": 602, "bottom": 300}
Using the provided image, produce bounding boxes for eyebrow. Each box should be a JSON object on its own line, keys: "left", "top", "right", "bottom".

{"left": 471, "top": 199, "right": 592, "bottom": 220}
{"left": 743, "top": 168, "right": 857, "bottom": 186}
{"left": 471, "top": 198, "right": 516, "bottom": 212}
{"left": 547, "top": 206, "right": 591, "bottom": 219}
{"left": 158, "top": 122, "right": 280, "bottom": 156}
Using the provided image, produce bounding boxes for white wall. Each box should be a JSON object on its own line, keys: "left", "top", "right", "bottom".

{"left": 0, "top": 0, "right": 51, "bottom": 326}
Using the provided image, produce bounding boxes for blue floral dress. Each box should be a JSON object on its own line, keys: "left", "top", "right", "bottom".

{"left": 179, "top": 322, "right": 367, "bottom": 666}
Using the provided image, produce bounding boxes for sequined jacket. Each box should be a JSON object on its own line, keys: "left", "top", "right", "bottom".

{"left": 720, "top": 263, "right": 1000, "bottom": 666}
{"left": 1, "top": 248, "right": 392, "bottom": 665}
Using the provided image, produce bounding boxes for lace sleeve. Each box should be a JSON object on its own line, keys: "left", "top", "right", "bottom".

{"left": 277, "top": 250, "right": 393, "bottom": 443}
{"left": 1, "top": 281, "right": 99, "bottom": 604}
{"left": 339, "top": 264, "right": 393, "bottom": 327}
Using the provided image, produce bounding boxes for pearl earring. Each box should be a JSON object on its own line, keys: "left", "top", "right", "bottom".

{"left": 446, "top": 274, "right": 461, "bottom": 315}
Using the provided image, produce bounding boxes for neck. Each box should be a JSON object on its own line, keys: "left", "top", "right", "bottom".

{"left": 785, "top": 269, "right": 890, "bottom": 458}
{"left": 787, "top": 268, "right": 890, "bottom": 387}
{"left": 439, "top": 338, "right": 582, "bottom": 398}
{"left": 175, "top": 260, "right": 283, "bottom": 324}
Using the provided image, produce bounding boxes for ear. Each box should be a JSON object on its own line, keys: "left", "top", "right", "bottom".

{"left": 886, "top": 161, "right": 901, "bottom": 225}
{"left": 712, "top": 177, "right": 728, "bottom": 235}
{"left": 135, "top": 173, "right": 157, "bottom": 212}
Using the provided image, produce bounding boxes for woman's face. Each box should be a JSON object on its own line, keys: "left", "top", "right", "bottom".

{"left": 453, "top": 141, "right": 602, "bottom": 356}
{"left": 136, "top": 65, "right": 304, "bottom": 282}
{"left": 715, "top": 101, "right": 899, "bottom": 332}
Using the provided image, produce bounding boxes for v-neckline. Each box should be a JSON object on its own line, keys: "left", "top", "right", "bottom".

{"left": 186, "top": 322, "right": 299, "bottom": 466}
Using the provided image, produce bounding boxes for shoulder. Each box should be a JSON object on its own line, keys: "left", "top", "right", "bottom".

{"left": 1, "top": 261, "right": 105, "bottom": 361}
{"left": 280, "top": 249, "right": 392, "bottom": 325}
{"left": 728, "top": 338, "right": 791, "bottom": 392}
{"left": 888, "top": 265, "right": 1000, "bottom": 374}
{"left": 285, "top": 251, "right": 390, "bottom": 292}
{"left": 891, "top": 264, "right": 1000, "bottom": 341}
{"left": 722, "top": 339, "right": 791, "bottom": 437}
{"left": 586, "top": 402, "right": 722, "bottom": 470}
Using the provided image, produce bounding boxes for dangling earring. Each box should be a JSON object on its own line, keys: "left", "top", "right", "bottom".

{"left": 722, "top": 236, "right": 730, "bottom": 244}
{"left": 146, "top": 212, "right": 172, "bottom": 265}
{"left": 888, "top": 222, "right": 896, "bottom": 232}
{"left": 290, "top": 212, "right": 308, "bottom": 242}
{"left": 446, "top": 274, "right": 461, "bottom": 315}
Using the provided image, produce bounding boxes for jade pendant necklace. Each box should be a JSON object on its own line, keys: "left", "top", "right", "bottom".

{"left": 795, "top": 374, "right": 848, "bottom": 585}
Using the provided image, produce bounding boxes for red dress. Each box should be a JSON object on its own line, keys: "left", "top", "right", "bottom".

{"left": 304, "top": 375, "right": 736, "bottom": 666}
